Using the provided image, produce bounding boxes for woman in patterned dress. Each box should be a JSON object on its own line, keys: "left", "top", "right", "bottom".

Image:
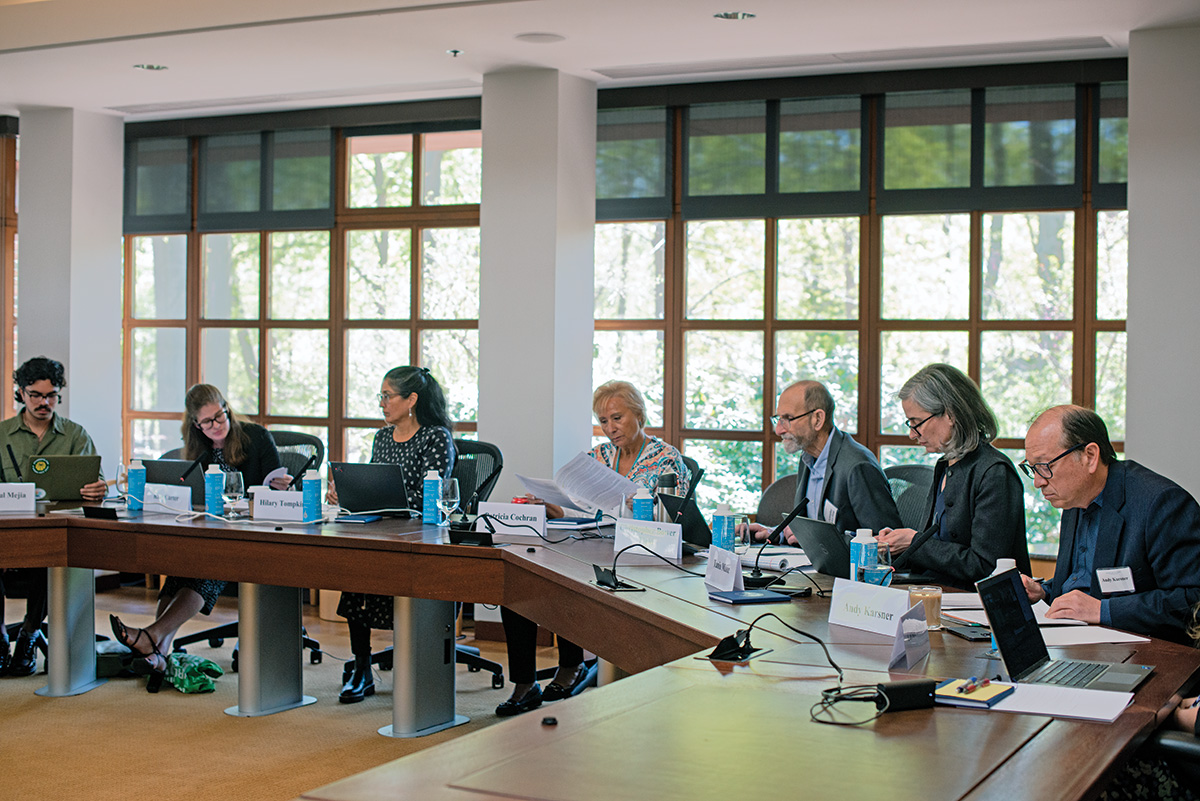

{"left": 109, "top": 384, "right": 290, "bottom": 690}
{"left": 496, "top": 380, "right": 691, "bottom": 716}
{"left": 328, "top": 365, "right": 456, "bottom": 703}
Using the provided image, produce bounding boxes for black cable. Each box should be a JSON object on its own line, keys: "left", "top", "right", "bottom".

{"left": 612, "top": 543, "right": 706, "bottom": 577}
{"left": 474, "top": 513, "right": 575, "bottom": 544}
{"left": 744, "top": 612, "right": 844, "bottom": 682}
{"left": 751, "top": 566, "right": 830, "bottom": 597}
{"left": 810, "top": 684, "right": 889, "bottom": 726}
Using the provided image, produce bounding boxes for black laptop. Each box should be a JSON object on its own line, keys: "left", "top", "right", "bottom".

{"left": 144, "top": 458, "right": 205, "bottom": 507}
{"left": 976, "top": 568, "right": 1154, "bottom": 692}
{"left": 786, "top": 516, "right": 931, "bottom": 584}
{"left": 329, "top": 462, "right": 411, "bottom": 516}
{"left": 657, "top": 492, "right": 711, "bottom": 554}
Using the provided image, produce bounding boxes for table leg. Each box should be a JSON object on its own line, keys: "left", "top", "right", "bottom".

{"left": 37, "top": 567, "right": 106, "bottom": 697}
{"left": 225, "top": 583, "right": 316, "bottom": 717}
{"left": 379, "top": 597, "right": 468, "bottom": 738}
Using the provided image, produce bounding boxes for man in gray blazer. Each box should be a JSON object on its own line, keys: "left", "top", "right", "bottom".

{"left": 1021, "top": 405, "right": 1200, "bottom": 642}
{"left": 748, "top": 381, "right": 901, "bottom": 545}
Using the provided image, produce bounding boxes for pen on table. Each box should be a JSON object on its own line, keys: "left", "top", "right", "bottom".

{"left": 958, "top": 677, "right": 979, "bottom": 694}
{"left": 287, "top": 454, "right": 317, "bottom": 489}
{"left": 964, "top": 679, "right": 991, "bottom": 695}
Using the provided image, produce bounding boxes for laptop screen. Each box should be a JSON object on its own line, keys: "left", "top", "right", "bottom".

{"left": 656, "top": 492, "right": 711, "bottom": 550}
{"left": 975, "top": 568, "right": 1051, "bottom": 681}
{"left": 329, "top": 462, "right": 410, "bottom": 515}
{"left": 144, "top": 458, "right": 205, "bottom": 506}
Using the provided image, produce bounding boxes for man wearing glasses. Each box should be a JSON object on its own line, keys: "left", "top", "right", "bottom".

{"left": 1019, "top": 405, "right": 1200, "bottom": 642}
{"left": 0, "top": 356, "right": 105, "bottom": 677}
{"left": 745, "top": 380, "right": 900, "bottom": 545}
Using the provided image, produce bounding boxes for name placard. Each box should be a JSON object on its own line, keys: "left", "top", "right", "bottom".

{"left": 0, "top": 482, "right": 36, "bottom": 512}
{"left": 144, "top": 483, "right": 192, "bottom": 513}
{"left": 828, "top": 577, "right": 913, "bottom": 637}
{"left": 476, "top": 502, "right": 547, "bottom": 538}
{"left": 889, "top": 603, "right": 932, "bottom": 668}
{"left": 252, "top": 489, "right": 305, "bottom": 521}
{"left": 704, "top": 544, "right": 744, "bottom": 592}
{"left": 614, "top": 519, "right": 682, "bottom": 564}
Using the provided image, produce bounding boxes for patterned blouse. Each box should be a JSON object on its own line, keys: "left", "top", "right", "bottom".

{"left": 589, "top": 435, "right": 691, "bottom": 493}
{"left": 369, "top": 425, "right": 455, "bottom": 510}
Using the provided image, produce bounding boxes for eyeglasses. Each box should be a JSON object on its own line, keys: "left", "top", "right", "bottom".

{"left": 23, "top": 389, "right": 61, "bottom": 403}
{"left": 376, "top": 391, "right": 404, "bottom": 403}
{"left": 770, "top": 409, "right": 816, "bottom": 427}
{"left": 195, "top": 407, "right": 228, "bottom": 430}
{"left": 905, "top": 413, "right": 937, "bottom": 432}
{"left": 1019, "top": 442, "right": 1087, "bottom": 480}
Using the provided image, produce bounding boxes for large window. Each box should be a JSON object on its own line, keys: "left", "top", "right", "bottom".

{"left": 1, "top": 125, "right": 17, "bottom": 414}
{"left": 596, "top": 69, "right": 1127, "bottom": 556}
{"left": 123, "top": 126, "right": 481, "bottom": 465}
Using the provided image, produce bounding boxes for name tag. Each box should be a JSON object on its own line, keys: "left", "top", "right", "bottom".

{"left": 144, "top": 483, "right": 192, "bottom": 512}
{"left": 1096, "top": 566, "right": 1135, "bottom": 594}
{"left": 704, "top": 545, "right": 744, "bottom": 592}
{"left": 251, "top": 489, "right": 305, "bottom": 521}
{"left": 0, "top": 482, "right": 36, "bottom": 512}
{"left": 614, "top": 519, "right": 682, "bottom": 563}
{"left": 476, "top": 502, "right": 547, "bottom": 537}
{"left": 828, "top": 577, "right": 912, "bottom": 636}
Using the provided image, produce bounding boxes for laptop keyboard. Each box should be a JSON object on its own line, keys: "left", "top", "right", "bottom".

{"left": 1029, "top": 659, "right": 1108, "bottom": 687}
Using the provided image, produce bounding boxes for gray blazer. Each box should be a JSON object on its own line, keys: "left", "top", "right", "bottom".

{"left": 792, "top": 428, "right": 902, "bottom": 534}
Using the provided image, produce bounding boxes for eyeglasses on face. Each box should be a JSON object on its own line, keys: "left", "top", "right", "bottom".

{"left": 376, "top": 391, "right": 406, "bottom": 403}
{"left": 195, "top": 407, "right": 228, "bottom": 430}
{"left": 1020, "top": 442, "right": 1087, "bottom": 480}
{"left": 770, "top": 409, "right": 816, "bottom": 427}
{"left": 905, "top": 413, "right": 937, "bottom": 432}
{"left": 23, "top": 389, "right": 61, "bottom": 403}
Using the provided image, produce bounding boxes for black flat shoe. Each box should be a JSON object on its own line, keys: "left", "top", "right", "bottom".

{"left": 5, "top": 630, "right": 44, "bottom": 678}
{"left": 542, "top": 663, "right": 596, "bottom": 702}
{"left": 339, "top": 657, "right": 375, "bottom": 704}
{"left": 495, "top": 683, "right": 542, "bottom": 717}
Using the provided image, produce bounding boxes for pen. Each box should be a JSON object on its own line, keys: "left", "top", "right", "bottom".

{"left": 958, "top": 676, "right": 979, "bottom": 694}
{"left": 964, "top": 678, "right": 991, "bottom": 695}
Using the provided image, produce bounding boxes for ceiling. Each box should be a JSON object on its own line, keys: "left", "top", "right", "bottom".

{"left": 1, "top": 0, "right": 1198, "bottom": 121}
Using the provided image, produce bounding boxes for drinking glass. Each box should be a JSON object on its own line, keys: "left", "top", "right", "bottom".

{"left": 438, "top": 477, "right": 460, "bottom": 526}
{"left": 222, "top": 471, "right": 245, "bottom": 518}
{"left": 908, "top": 586, "right": 943, "bottom": 630}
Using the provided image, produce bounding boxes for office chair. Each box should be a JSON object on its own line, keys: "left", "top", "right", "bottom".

{"left": 172, "top": 430, "right": 325, "bottom": 670}
{"left": 884, "top": 464, "right": 935, "bottom": 530}
{"left": 1144, "top": 729, "right": 1200, "bottom": 791}
{"left": 354, "top": 438, "right": 508, "bottom": 689}
{"left": 754, "top": 473, "right": 799, "bottom": 527}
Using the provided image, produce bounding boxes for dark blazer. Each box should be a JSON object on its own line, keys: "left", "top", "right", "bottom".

{"left": 1048, "top": 459, "right": 1200, "bottom": 643}
{"left": 197, "top": 422, "right": 283, "bottom": 488}
{"left": 792, "top": 428, "right": 902, "bottom": 534}
{"left": 900, "top": 442, "right": 1029, "bottom": 589}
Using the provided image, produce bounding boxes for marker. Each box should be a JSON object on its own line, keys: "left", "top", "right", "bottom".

{"left": 957, "top": 676, "right": 979, "bottom": 694}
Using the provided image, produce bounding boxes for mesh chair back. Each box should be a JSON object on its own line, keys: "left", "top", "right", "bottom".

{"left": 452, "top": 439, "right": 504, "bottom": 510}
{"left": 270, "top": 430, "right": 326, "bottom": 478}
{"left": 884, "top": 464, "right": 935, "bottom": 530}
{"left": 756, "top": 473, "right": 798, "bottom": 527}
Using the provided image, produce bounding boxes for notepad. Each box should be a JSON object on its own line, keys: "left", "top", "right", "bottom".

{"left": 707, "top": 589, "right": 791, "bottom": 604}
{"left": 934, "top": 678, "right": 1016, "bottom": 709}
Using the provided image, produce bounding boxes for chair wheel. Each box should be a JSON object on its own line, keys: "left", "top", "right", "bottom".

{"left": 310, "top": 651, "right": 322, "bottom": 664}
{"left": 209, "top": 638, "right": 224, "bottom": 648}
{"left": 492, "top": 674, "right": 505, "bottom": 689}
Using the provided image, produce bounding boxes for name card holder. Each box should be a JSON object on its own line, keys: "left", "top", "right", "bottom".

{"left": 475, "top": 502, "right": 546, "bottom": 538}
{"left": 252, "top": 489, "right": 305, "bottom": 521}
{"left": 614, "top": 519, "right": 682, "bottom": 564}
{"left": 143, "top": 483, "right": 192, "bottom": 513}
{"left": 0, "top": 482, "right": 37, "bottom": 513}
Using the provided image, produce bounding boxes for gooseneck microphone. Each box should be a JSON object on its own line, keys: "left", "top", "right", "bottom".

{"left": 743, "top": 498, "right": 808, "bottom": 588}
{"left": 6, "top": 444, "right": 23, "bottom": 480}
{"left": 287, "top": 454, "right": 318, "bottom": 489}
{"left": 179, "top": 456, "right": 204, "bottom": 483}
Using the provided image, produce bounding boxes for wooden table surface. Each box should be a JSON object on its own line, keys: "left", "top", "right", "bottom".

{"left": 2, "top": 512, "right": 1197, "bottom": 801}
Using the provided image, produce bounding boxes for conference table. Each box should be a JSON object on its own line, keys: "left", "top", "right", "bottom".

{"left": 2, "top": 509, "right": 1198, "bottom": 800}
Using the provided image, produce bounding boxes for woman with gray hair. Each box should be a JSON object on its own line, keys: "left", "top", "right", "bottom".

{"left": 878, "top": 363, "right": 1028, "bottom": 588}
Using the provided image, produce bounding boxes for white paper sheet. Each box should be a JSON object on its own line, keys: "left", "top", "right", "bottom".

{"left": 944, "top": 601, "right": 1087, "bottom": 627}
{"left": 516, "top": 452, "right": 639, "bottom": 515}
{"left": 1040, "top": 626, "right": 1150, "bottom": 646}
{"left": 991, "top": 683, "right": 1133, "bottom": 722}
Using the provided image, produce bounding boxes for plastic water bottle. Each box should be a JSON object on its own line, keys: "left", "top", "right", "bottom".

{"left": 631, "top": 487, "right": 653, "bottom": 521}
{"left": 711, "top": 502, "right": 734, "bottom": 552}
{"left": 204, "top": 465, "right": 224, "bottom": 517}
{"left": 126, "top": 459, "right": 145, "bottom": 511}
{"left": 303, "top": 469, "right": 322, "bottom": 523}
{"left": 987, "top": 558, "right": 1018, "bottom": 652}
{"left": 849, "top": 528, "right": 877, "bottom": 581}
{"left": 422, "top": 470, "right": 441, "bottom": 524}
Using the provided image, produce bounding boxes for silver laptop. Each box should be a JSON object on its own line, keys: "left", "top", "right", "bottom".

{"left": 976, "top": 568, "right": 1154, "bottom": 692}
{"left": 22, "top": 454, "right": 102, "bottom": 501}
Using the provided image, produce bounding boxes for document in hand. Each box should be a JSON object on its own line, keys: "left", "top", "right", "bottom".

{"left": 516, "top": 452, "right": 639, "bottom": 515}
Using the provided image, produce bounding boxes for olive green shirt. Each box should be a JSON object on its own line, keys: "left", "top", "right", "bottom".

{"left": 0, "top": 411, "right": 103, "bottom": 482}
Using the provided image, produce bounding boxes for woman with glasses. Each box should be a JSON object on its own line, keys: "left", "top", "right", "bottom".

{"left": 878, "top": 363, "right": 1029, "bottom": 588}
{"left": 109, "top": 384, "right": 290, "bottom": 691}
{"left": 327, "top": 365, "right": 456, "bottom": 704}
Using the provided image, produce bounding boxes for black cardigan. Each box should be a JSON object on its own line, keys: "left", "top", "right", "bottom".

{"left": 197, "top": 422, "right": 283, "bottom": 488}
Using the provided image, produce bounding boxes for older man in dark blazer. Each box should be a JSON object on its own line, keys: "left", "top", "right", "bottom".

{"left": 748, "top": 381, "right": 901, "bottom": 545}
{"left": 1021, "top": 405, "right": 1200, "bottom": 643}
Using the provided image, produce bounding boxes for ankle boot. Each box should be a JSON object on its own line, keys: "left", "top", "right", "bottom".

{"left": 339, "top": 654, "right": 374, "bottom": 703}
{"left": 7, "top": 629, "right": 42, "bottom": 677}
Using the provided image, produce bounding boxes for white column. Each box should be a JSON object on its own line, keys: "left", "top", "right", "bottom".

{"left": 17, "top": 108, "right": 124, "bottom": 478}
{"left": 1126, "top": 25, "right": 1200, "bottom": 495}
{"left": 477, "top": 69, "right": 597, "bottom": 498}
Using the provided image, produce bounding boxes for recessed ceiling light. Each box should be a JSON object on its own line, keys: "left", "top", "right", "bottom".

{"left": 713, "top": 11, "right": 756, "bottom": 20}
{"left": 133, "top": 64, "right": 168, "bottom": 71}
{"left": 514, "top": 32, "right": 566, "bottom": 44}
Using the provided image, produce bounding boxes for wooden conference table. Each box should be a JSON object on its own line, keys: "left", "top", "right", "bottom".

{"left": 2, "top": 510, "right": 1198, "bottom": 800}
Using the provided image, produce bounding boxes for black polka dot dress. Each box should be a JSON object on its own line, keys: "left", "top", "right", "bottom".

{"left": 336, "top": 425, "right": 455, "bottom": 629}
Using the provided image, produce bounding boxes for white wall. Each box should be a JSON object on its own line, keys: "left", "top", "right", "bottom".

{"left": 17, "top": 108, "right": 124, "bottom": 479}
{"left": 1126, "top": 25, "right": 1200, "bottom": 495}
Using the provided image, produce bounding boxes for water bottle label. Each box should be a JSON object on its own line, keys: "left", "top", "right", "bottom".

{"left": 127, "top": 468, "right": 146, "bottom": 511}
{"left": 205, "top": 474, "right": 224, "bottom": 516}
{"left": 423, "top": 477, "right": 441, "bottom": 523}
{"left": 303, "top": 476, "right": 321, "bottom": 523}
{"left": 632, "top": 496, "right": 653, "bottom": 521}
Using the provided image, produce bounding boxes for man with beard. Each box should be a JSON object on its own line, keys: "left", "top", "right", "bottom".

{"left": 0, "top": 356, "right": 105, "bottom": 677}
{"left": 745, "top": 381, "right": 900, "bottom": 546}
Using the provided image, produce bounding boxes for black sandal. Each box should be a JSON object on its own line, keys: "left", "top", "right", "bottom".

{"left": 110, "top": 615, "right": 168, "bottom": 691}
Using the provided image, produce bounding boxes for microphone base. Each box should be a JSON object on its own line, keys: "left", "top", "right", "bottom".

{"left": 742, "top": 572, "right": 780, "bottom": 589}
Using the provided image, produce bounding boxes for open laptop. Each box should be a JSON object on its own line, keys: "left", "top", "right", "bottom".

{"left": 23, "top": 454, "right": 102, "bottom": 501}
{"left": 657, "top": 492, "right": 711, "bottom": 554}
{"left": 329, "top": 462, "right": 411, "bottom": 516}
{"left": 976, "top": 568, "right": 1154, "bottom": 692}
{"left": 144, "top": 458, "right": 205, "bottom": 507}
{"left": 787, "top": 516, "right": 931, "bottom": 584}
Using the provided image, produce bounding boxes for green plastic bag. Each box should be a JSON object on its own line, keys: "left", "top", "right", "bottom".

{"left": 165, "top": 652, "right": 224, "bottom": 694}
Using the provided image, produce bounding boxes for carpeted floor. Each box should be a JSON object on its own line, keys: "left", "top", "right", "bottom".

{"left": 0, "top": 585, "right": 538, "bottom": 801}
